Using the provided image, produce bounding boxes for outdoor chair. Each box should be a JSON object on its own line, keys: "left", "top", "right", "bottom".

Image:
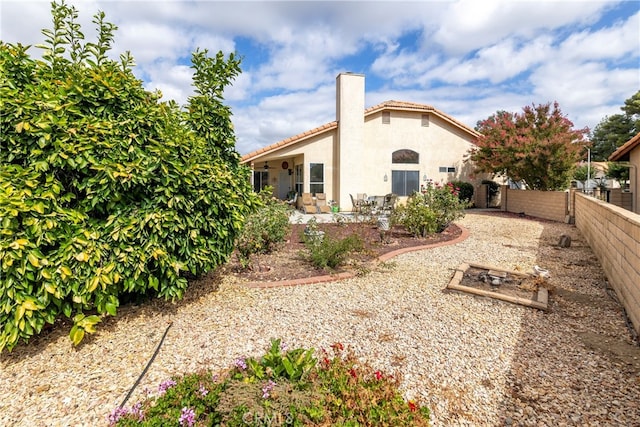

{"left": 381, "top": 193, "right": 397, "bottom": 214}
{"left": 315, "top": 193, "right": 332, "bottom": 213}
{"left": 350, "top": 194, "right": 361, "bottom": 213}
{"left": 301, "top": 193, "right": 316, "bottom": 214}
{"left": 286, "top": 192, "right": 298, "bottom": 208}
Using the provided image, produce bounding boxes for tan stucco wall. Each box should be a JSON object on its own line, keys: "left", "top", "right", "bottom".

{"left": 273, "top": 133, "right": 337, "bottom": 198}
{"left": 336, "top": 73, "right": 366, "bottom": 210}
{"left": 246, "top": 73, "right": 481, "bottom": 211}
{"left": 331, "top": 110, "right": 478, "bottom": 210}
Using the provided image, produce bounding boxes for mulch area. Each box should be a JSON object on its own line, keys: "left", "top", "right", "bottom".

{"left": 220, "top": 221, "right": 463, "bottom": 283}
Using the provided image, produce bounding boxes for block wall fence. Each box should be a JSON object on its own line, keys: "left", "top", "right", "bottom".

{"left": 499, "top": 186, "right": 569, "bottom": 222}
{"left": 573, "top": 192, "right": 640, "bottom": 336}
{"left": 497, "top": 186, "right": 640, "bottom": 335}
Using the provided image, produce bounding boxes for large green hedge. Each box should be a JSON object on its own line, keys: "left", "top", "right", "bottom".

{"left": 0, "top": 1, "right": 257, "bottom": 351}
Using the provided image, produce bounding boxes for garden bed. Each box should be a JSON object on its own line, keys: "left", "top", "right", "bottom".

{"left": 222, "top": 221, "right": 463, "bottom": 283}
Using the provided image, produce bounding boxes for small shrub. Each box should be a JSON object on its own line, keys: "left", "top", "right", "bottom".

{"left": 111, "top": 339, "right": 430, "bottom": 426}
{"left": 392, "top": 199, "right": 438, "bottom": 236}
{"left": 392, "top": 183, "right": 467, "bottom": 237}
{"left": 301, "top": 219, "right": 364, "bottom": 269}
{"left": 451, "top": 180, "right": 474, "bottom": 203}
{"left": 234, "top": 187, "right": 291, "bottom": 269}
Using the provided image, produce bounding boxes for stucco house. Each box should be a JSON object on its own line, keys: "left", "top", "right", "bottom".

{"left": 240, "top": 73, "right": 482, "bottom": 212}
{"left": 609, "top": 131, "right": 640, "bottom": 213}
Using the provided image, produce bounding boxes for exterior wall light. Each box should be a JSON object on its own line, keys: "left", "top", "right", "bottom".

{"left": 384, "top": 174, "right": 388, "bottom": 182}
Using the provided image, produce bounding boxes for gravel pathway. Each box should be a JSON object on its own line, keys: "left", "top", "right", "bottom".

{"left": 1, "top": 211, "right": 639, "bottom": 426}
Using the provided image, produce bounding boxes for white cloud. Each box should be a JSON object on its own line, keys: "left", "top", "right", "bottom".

{"left": 433, "top": 0, "right": 612, "bottom": 54}
{"left": 113, "top": 23, "right": 190, "bottom": 63}
{"left": 2, "top": 0, "right": 637, "bottom": 155}
{"left": 531, "top": 59, "right": 639, "bottom": 129}
{"left": 231, "top": 83, "right": 336, "bottom": 153}
{"left": 143, "top": 61, "right": 194, "bottom": 106}
{"left": 558, "top": 10, "right": 640, "bottom": 61}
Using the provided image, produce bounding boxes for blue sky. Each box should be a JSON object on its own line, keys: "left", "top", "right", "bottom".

{"left": 2, "top": 1, "right": 639, "bottom": 155}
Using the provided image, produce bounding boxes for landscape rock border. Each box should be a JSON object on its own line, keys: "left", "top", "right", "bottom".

{"left": 242, "top": 224, "right": 471, "bottom": 288}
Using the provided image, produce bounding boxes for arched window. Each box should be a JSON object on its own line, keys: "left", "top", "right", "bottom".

{"left": 392, "top": 149, "right": 419, "bottom": 164}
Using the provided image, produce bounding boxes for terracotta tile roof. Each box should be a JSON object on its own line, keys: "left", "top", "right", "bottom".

{"left": 364, "top": 100, "right": 436, "bottom": 113}
{"left": 609, "top": 132, "right": 640, "bottom": 161}
{"left": 365, "top": 100, "right": 480, "bottom": 137}
{"left": 241, "top": 121, "right": 337, "bottom": 162}
{"left": 241, "top": 100, "right": 479, "bottom": 163}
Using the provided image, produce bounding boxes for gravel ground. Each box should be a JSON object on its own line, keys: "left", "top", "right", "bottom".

{"left": 1, "top": 211, "right": 639, "bottom": 426}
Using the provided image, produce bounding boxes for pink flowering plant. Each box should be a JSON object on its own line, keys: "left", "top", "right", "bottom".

{"left": 111, "top": 338, "right": 429, "bottom": 426}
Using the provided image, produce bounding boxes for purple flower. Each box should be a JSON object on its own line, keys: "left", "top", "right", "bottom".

{"left": 157, "top": 379, "right": 177, "bottom": 396}
{"left": 108, "top": 403, "right": 145, "bottom": 425}
{"left": 108, "top": 406, "right": 129, "bottom": 425}
{"left": 198, "top": 383, "right": 208, "bottom": 397}
{"left": 212, "top": 373, "right": 220, "bottom": 383}
{"left": 234, "top": 357, "right": 247, "bottom": 370}
{"left": 179, "top": 406, "right": 196, "bottom": 427}
{"left": 262, "top": 380, "right": 277, "bottom": 399}
{"left": 279, "top": 341, "right": 288, "bottom": 353}
{"left": 130, "top": 402, "right": 145, "bottom": 421}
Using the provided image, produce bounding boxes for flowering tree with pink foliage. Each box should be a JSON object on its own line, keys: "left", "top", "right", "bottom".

{"left": 469, "top": 102, "right": 589, "bottom": 191}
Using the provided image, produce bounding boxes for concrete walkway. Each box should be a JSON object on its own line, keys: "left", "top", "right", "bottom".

{"left": 288, "top": 210, "right": 357, "bottom": 224}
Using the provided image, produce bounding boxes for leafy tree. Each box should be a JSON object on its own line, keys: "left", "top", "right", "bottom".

{"left": 622, "top": 90, "right": 640, "bottom": 118}
{"left": 590, "top": 114, "right": 634, "bottom": 160}
{"left": 470, "top": 102, "right": 589, "bottom": 191}
{"left": 590, "top": 90, "right": 640, "bottom": 160}
{"left": 606, "top": 162, "right": 630, "bottom": 186}
{"left": 0, "top": 1, "right": 257, "bottom": 351}
{"left": 572, "top": 165, "right": 589, "bottom": 184}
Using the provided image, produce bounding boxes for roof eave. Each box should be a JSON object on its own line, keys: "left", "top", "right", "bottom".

{"left": 609, "top": 132, "right": 640, "bottom": 161}
{"left": 241, "top": 121, "right": 338, "bottom": 163}
{"left": 364, "top": 101, "right": 480, "bottom": 139}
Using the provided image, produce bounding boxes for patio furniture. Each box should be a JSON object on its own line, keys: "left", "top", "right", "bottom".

{"left": 366, "top": 195, "right": 384, "bottom": 214}
{"left": 286, "top": 192, "right": 298, "bottom": 208}
{"left": 381, "top": 193, "right": 397, "bottom": 214}
{"left": 350, "top": 194, "right": 361, "bottom": 213}
{"left": 301, "top": 193, "right": 316, "bottom": 214}
{"left": 315, "top": 193, "right": 332, "bottom": 213}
